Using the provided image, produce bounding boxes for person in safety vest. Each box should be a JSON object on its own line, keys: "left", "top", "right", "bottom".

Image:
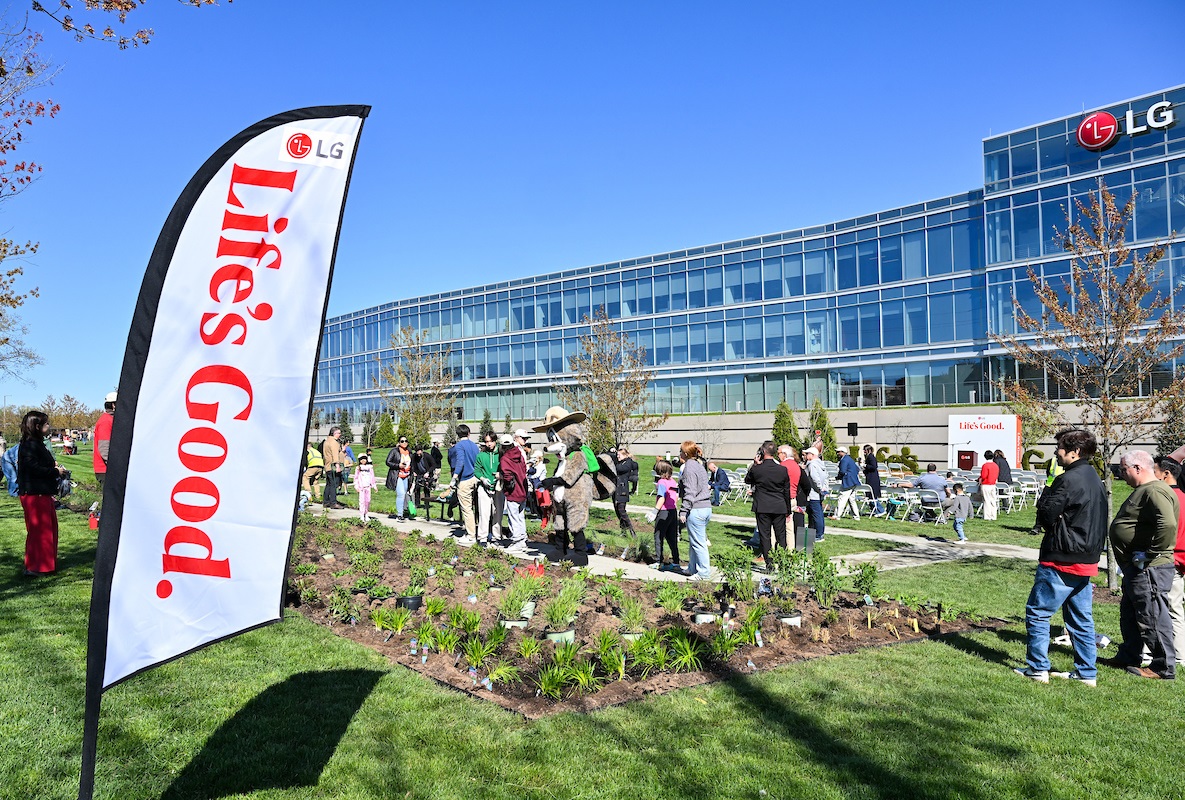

{"left": 302, "top": 441, "right": 324, "bottom": 502}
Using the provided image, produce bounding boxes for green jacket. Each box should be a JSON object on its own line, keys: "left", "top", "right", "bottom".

{"left": 475, "top": 450, "right": 499, "bottom": 485}
{"left": 1109, "top": 480, "right": 1180, "bottom": 568}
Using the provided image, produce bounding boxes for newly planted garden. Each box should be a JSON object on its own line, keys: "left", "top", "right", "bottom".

{"left": 289, "top": 513, "right": 999, "bottom": 717}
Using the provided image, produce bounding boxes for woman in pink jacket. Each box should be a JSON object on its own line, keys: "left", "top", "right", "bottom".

{"left": 353, "top": 454, "right": 378, "bottom": 523}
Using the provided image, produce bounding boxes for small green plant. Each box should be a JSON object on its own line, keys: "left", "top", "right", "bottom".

{"left": 746, "top": 598, "right": 770, "bottom": 628}
{"left": 424, "top": 596, "right": 448, "bottom": 618}
{"left": 810, "top": 550, "right": 841, "bottom": 608}
{"left": 542, "top": 597, "right": 577, "bottom": 631}
{"left": 715, "top": 546, "right": 756, "bottom": 600}
{"left": 666, "top": 628, "right": 706, "bottom": 673}
{"left": 709, "top": 629, "right": 741, "bottom": 658}
{"left": 822, "top": 608, "right": 841, "bottom": 627}
{"left": 656, "top": 582, "right": 688, "bottom": 614}
{"left": 352, "top": 577, "right": 379, "bottom": 593}
{"left": 293, "top": 563, "right": 317, "bottom": 576}
{"left": 434, "top": 628, "right": 461, "bottom": 655}
{"left": 327, "top": 586, "right": 362, "bottom": 624}
{"left": 367, "top": 584, "right": 394, "bottom": 601}
{"left": 516, "top": 636, "right": 542, "bottom": 661}
{"left": 619, "top": 598, "right": 647, "bottom": 634}
{"left": 485, "top": 660, "right": 522, "bottom": 685}
{"left": 566, "top": 659, "right": 602, "bottom": 695}
{"left": 552, "top": 640, "right": 582, "bottom": 669}
{"left": 535, "top": 664, "right": 568, "bottom": 700}
{"left": 485, "top": 623, "right": 509, "bottom": 652}
{"left": 440, "top": 538, "right": 459, "bottom": 560}
{"left": 293, "top": 578, "right": 321, "bottom": 606}
{"left": 600, "top": 647, "right": 626, "bottom": 681}
{"left": 372, "top": 606, "right": 412, "bottom": 634}
{"left": 629, "top": 634, "right": 669, "bottom": 677}
{"left": 349, "top": 551, "right": 383, "bottom": 577}
{"left": 314, "top": 530, "right": 334, "bottom": 552}
{"left": 331, "top": 568, "right": 352, "bottom": 579}
{"left": 852, "top": 560, "right": 880, "bottom": 598}
{"left": 413, "top": 621, "right": 436, "bottom": 648}
{"left": 447, "top": 604, "right": 467, "bottom": 630}
{"left": 592, "top": 629, "right": 620, "bottom": 662}
{"left": 462, "top": 634, "right": 498, "bottom": 669}
{"left": 459, "top": 609, "right": 482, "bottom": 636}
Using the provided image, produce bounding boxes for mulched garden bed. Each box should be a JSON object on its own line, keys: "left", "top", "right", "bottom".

{"left": 287, "top": 514, "right": 1002, "bottom": 719}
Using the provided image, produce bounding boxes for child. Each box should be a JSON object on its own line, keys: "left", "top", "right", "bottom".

{"left": 650, "top": 460, "right": 681, "bottom": 570}
{"left": 353, "top": 454, "right": 377, "bottom": 523}
{"left": 942, "top": 482, "right": 972, "bottom": 542}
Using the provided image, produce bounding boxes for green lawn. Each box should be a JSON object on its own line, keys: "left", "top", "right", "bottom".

{"left": 2, "top": 488, "right": 1182, "bottom": 800}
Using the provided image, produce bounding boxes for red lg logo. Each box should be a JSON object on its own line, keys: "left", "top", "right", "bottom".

{"left": 1076, "top": 111, "right": 1119, "bottom": 151}
{"left": 286, "top": 133, "right": 313, "bottom": 159}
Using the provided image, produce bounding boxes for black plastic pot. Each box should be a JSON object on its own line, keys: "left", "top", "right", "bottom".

{"left": 396, "top": 595, "right": 423, "bottom": 611}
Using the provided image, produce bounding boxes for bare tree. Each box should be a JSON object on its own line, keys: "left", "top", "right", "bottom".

{"left": 990, "top": 179, "right": 1185, "bottom": 589}
{"left": 560, "top": 309, "right": 668, "bottom": 452}
{"left": 374, "top": 326, "right": 458, "bottom": 448}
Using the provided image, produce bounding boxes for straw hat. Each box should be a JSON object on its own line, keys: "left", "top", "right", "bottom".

{"left": 532, "top": 406, "right": 586, "bottom": 432}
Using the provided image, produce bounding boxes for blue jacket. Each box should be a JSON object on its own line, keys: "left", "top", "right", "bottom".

{"left": 1, "top": 444, "right": 18, "bottom": 496}
{"left": 837, "top": 452, "right": 861, "bottom": 489}
{"left": 448, "top": 438, "right": 479, "bottom": 480}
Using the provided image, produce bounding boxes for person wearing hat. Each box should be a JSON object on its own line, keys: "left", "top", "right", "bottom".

{"left": 499, "top": 432, "right": 529, "bottom": 553}
{"left": 93, "top": 391, "right": 116, "bottom": 493}
{"left": 802, "top": 447, "right": 829, "bottom": 542}
{"left": 534, "top": 405, "right": 595, "bottom": 566}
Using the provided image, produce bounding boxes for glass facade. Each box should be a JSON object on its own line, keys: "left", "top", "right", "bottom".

{"left": 316, "top": 85, "right": 1185, "bottom": 422}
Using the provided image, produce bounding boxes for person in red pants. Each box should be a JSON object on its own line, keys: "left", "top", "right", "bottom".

{"left": 17, "top": 410, "right": 66, "bottom": 576}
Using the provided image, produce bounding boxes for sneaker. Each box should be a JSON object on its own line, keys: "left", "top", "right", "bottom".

{"left": 647, "top": 562, "right": 661, "bottom": 570}
{"left": 815, "top": 535, "right": 825, "bottom": 542}
{"left": 1050, "top": 670, "right": 1097, "bottom": 687}
{"left": 1013, "top": 666, "right": 1050, "bottom": 683}
{"left": 1096, "top": 635, "right": 1111, "bottom": 649}
{"left": 1050, "top": 633, "right": 1072, "bottom": 646}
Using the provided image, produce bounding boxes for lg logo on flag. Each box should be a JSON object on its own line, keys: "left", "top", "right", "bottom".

{"left": 279, "top": 129, "right": 351, "bottom": 168}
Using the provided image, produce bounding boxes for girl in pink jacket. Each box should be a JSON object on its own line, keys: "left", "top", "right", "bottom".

{"left": 353, "top": 454, "right": 378, "bottom": 523}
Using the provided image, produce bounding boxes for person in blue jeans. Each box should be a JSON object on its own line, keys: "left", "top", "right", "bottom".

{"left": 942, "top": 483, "right": 972, "bottom": 541}
{"left": 803, "top": 447, "right": 828, "bottom": 542}
{"left": 1015, "top": 428, "right": 1108, "bottom": 686}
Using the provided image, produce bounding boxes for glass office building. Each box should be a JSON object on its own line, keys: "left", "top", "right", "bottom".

{"left": 314, "top": 85, "right": 1185, "bottom": 423}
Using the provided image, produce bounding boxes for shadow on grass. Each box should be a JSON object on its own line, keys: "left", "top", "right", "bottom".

{"left": 161, "top": 669, "right": 384, "bottom": 800}
{"left": 938, "top": 627, "right": 1027, "bottom": 667}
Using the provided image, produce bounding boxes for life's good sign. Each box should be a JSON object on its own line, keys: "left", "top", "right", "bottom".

{"left": 94, "top": 108, "right": 367, "bottom": 690}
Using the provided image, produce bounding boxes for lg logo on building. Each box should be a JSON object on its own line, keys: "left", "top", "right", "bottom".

{"left": 279, "top": 128, "right": 353, "bottom": 169}
{"left": 1076, "top": 101, "right": 1174, "bottom": 151}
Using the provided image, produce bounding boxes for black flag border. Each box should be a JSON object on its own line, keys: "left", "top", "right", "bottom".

{"left": 79, "top": 104, "right": 370, "bottom": 800}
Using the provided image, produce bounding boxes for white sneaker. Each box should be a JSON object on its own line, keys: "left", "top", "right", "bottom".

{"left": 1013, "top": 667, "right": 1049, "bottom": 683}
{"left": 1050, "top": 670, "right": 1097, "bottom": 687}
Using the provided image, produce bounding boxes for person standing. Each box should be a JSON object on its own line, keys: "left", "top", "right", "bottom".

{"left": 1153, "top": 456, "right": 1185, "bottom": 670}
{"left": 352, "top": 454, "right": 377, "bottom": 524}
{"left": 979, "top": 451, "right": 1000, "bottom": 521}
{"left": 93, "top": 391, "right": 115, "bottom": 493}
{"left": 803, "top": 447, "right": 828, "bottom": 542}
{"left": 321, "top": 426, "right": 345, "bottom": 509}
{"left": 942, "top": 484, "right": 972, "bottom": 542}
{"left": 612, "top": 445, "right": 639, "bottom": 554}
{"left": 1014, "top": 428, "right": 1108, "bottom": 685}
{"left": 385, "top": 437, "right": 412, "bottom": 520}
{"left": 17, "top": 411, "right": 66, "bottom": 576}
{"left": 679, "top": 440, "right": 713, "bottom": 580}
{"left": 302, "top": 441, "right": 324, "bottom": 502}
{"left": 474, "top": 431, "right": 502, "bottom": 545}
{"left": 745, "top": 440, "right": 790, "bottom": 571}
{"left": 778, "top": 445, "right": 808, "bottom": 552}
{"left": 340, "top": 441, "right": 356, "bottom": 495}
{"left": 447, "top": 424, "right": 480, "bottom": 540}
{"left": 411, "top": 443, "right": 437, "bottom": 517}
{"left": 651, "top": 460, "right": 681, "bottom": 570}
{"left": 832, "top": 449, "right": 862, "bottom": 520}
{"left": 1101, "top": 450, "right": 1178, "bottom": 679}
{"left": 862, "top": 444, "right": 885, "bottom": 516}
{"left": 993, "top": 449, "right": 1014, "bottom": 487}
{"left": 499, "top": 433, "right": 529, "bottom": 553}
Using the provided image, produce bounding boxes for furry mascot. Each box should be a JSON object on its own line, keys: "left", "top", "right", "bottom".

{"left": 534, "top": 406, "right": 595, "bottom": 567}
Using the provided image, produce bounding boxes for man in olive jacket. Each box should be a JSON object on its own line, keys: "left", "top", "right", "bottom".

{"left": 1016, "top": 428, "right": 1107, "bottom": 686}
{"left": 1101, "top": 449, "right": 1179, "bottom": 679}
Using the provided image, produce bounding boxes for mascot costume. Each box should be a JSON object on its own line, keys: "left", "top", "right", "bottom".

{"left": 534, "top": 406, "right": 614, "bottom": 567}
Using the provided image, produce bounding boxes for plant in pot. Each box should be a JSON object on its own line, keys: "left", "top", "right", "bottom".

{"left": 715, "top": 546, "right": 756, "bottom": 604}
{"left": 619, "top": 597, "right": 647, "bottom": 642}
{"left": 774, "top": 595, "right": 802, "bottom": 627}
{"left": 542, "top": 597, "right": 578, "bottom": 643}
{"left": 397, "top": 565, "right": 428, "bottom": 611}
{"left": 498, "top": 584, "right": 532, "bottom": 629}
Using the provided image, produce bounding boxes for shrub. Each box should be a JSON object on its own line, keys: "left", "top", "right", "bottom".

{"left": 852, "top": 560, "right": 880, "bottom": 599}
{"left": 810, "top": 550, "right": 841, "bottom": 608}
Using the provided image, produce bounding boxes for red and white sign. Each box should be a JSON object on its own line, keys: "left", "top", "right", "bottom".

{"left": 88, "top": 107, "right": 367, "bottom": 691}
{"left": 946, "top": 414, "right": 1020, "bottom": 469}
{"left": 1075, "top": 100, "right": 1175, "bottom": 151}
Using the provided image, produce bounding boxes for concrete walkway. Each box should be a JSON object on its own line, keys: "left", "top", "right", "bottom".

{"left": 308, "top": 498, "right": 1080, "bottom": 582}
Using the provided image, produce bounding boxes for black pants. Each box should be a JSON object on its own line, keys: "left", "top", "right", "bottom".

{"left": 614, "top": 500, "right": 635, "bottom": 533}
{"left": 654, "top": 509, "right": 680, "bottom": 564}
{"left": 755, "top": 512, "right": 787, "bottom": 563}
{"left": 324, "top": 469, "right": 341, "bottom": 507}
{"left": 1118, "top": 563, "right": 1176, "bottom": 677}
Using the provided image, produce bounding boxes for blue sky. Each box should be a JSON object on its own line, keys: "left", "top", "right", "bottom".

{"left": 3, "top": 0, "right": 1183, "bottom": 410}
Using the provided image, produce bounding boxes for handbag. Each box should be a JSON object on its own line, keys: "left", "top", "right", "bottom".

{"left": 407, "top": 498, "right": 417, "bottom": 515}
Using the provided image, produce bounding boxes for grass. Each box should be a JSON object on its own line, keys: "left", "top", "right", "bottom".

{"left": 3, "top": 487, "right": 1183, "bottom": 799}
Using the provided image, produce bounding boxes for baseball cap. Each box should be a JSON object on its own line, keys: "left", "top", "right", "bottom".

{"left": 804, "top": 447, "right": 820, "bottom": 456}
{"left": 104, "top": 391, "right": 118, "bottom": 403}
{"left": 499, "top": 433, "right": 514, "bottom": 446}
{"left": 514, "top": 428, "right": 531, "bottom": 440}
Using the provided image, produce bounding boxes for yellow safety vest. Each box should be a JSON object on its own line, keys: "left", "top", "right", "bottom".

{"left": 306, "top": 444, "right": 324, "bottom": 469}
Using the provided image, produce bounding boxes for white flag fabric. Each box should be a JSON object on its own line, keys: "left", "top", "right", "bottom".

{"left": 84, "top": 106, "right": 368, "bottom": 692}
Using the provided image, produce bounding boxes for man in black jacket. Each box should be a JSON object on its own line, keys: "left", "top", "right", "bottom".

{"left": 1015, "top": 428, "right": 1108, "bottom": 686}
{"left": 745, "top": 440, "right": 790, "bottom": 572}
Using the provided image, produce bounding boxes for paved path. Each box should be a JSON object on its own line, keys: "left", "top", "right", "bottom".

{"left": 308, "top": 499, "right": 1076, "bottom": 582}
